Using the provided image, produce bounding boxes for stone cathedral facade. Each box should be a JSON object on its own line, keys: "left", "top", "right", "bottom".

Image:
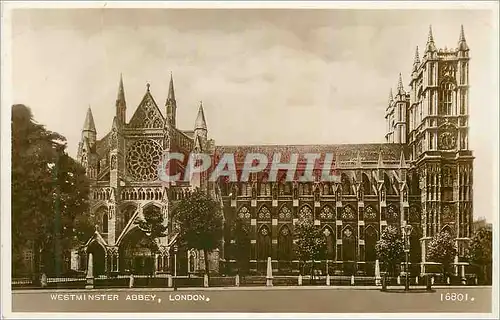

{"left": 72, "top": 26, "right": 473, "bottom": 277}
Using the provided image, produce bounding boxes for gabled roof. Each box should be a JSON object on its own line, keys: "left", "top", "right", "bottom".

{"left": 127, "top": 87, "right": 165, "bottom": 129}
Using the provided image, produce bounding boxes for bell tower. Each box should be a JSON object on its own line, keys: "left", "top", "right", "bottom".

{"left": 407, "top": 26, "right": 474, "bottom": 267}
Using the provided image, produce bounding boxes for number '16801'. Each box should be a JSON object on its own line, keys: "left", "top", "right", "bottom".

{"left": 440, "top": 293, "right": 470, "bottom": 302}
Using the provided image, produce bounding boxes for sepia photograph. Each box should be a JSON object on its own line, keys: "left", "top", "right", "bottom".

{"left": 1, "top": 1, "right": 498, "bottom": 318}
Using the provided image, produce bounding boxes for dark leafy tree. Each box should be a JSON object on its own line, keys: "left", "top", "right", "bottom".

{"left": 427, "top": 231, "right": 457, "bottom": 278}
{"left": 376, "top": 226, "right": 404, "bottom": 276}
{"left": 294, "top": 219, "right": 327, "bottom": 281}
{"left": 466, "top": 227, "right": 492, "bottom": 284}
{"left": 230, "top": 217, "right": 251, "bottom": 277}
{"left": 173, "top": 189, "right": 223, "bottom": 279}
{"left": 12, "top": 104, "right": 94, "bottom": 278}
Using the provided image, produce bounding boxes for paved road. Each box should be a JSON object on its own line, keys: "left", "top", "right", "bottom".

{"left": 11, "top": 286, "right": 492, "bottom": 313}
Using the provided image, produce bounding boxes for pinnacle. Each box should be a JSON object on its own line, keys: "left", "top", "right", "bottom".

{"left": 388, "top": 88, "right": 393, "bottom": 104}
{"left": 425, "top": 25, "right": 437, "bottom": 53}
{"left": 168, "top": 72, "right": 175, "bottom": 101}
{"left": 117, "top": 73, "right": 125, "bottom": 102}
{"left": 414, "top": 46, "right": 420, "bottom": 65}
{"left": 397, "top": 73, "right": 405, "bottom": 94}
{"left": 399, "top": 150, "right": 407, "bottom": 168}
{"left": 83, "top": 106, "right": 96, "bottom": 132}
{"left": 458, "top": 24, "right": 469, "bottom": 51}
{"left": 195, "top": 101, "right": 207, "bottom": 131}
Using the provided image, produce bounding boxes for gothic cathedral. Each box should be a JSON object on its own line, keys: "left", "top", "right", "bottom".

{"left": 73, "top": 26, "right": 473, "bottom": 277}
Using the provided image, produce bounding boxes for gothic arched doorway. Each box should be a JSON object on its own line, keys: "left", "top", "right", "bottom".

{"left": 119, "top": 228, "right": 157, "bottom": 275}
{"left": 87, "top": 241, "right": 106, "bottom": 276}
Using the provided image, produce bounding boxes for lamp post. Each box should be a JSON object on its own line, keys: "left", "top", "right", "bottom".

{"left": 402, "top": 225, "right": 413, "bottom": 292}
{"left": 173, "top": 245, "right": 178, "bottom": 291}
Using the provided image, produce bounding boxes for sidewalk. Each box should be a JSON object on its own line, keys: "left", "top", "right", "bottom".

{"left": 12, "top": 285, "right": 492, "bottom": 293}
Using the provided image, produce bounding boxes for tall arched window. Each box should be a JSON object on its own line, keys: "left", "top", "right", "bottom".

{"left": 278, "top": 225, "right": 292, "bottom": 261}
{"left": 102, "top": 212, "right": 109, "bottom": 233}
{"left": 439, "top": 82, "right": 454, "bottom": 115}
{"left": 323, "top": 226, "right": 335, "bottom": 261}
{"left": 342, "top": 226, "right": 356, "bottom": 261}
{"left": 365, "top": 226, "right": 378, "bottom": 262}
{"left": 341, "top": 173, "right": 352, "bottom": 195}
{"left": 95, "top": 207, "right": 108, "bottom": 234}
{"left": 123, "top": 205, "right": 136, "bottom": 229}
{"left": 257, "top": 225, "right": 271, "bottom": 260}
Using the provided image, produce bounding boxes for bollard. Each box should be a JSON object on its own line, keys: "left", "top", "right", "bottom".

{"left": 326, "top": 274, "right": 331, "bottom": 286}
{"left": 41, "top": 273, "right": 48, "bottom": 288}
{"left": 235, "top": 274, "right": 240, "bottom": 287}
{"left": 431, "top": 276, "right": 435, "bottom": 285}
{"left": 415, "top": 276, "right": 419, "bottom": 285}
{"left": 426, "top": 275, "right": 432, "bottom": 291}
{"left": 298, "top": 274, "right": 303, "bottom": 286}
{"left": 167, "top": 274, "right": 173, "bottom": 288}
{"left": 381, "top": 275, "right": 387, "bottom": 292}
{"left": 129, "top": 274, "right": 134, "bottom": 288}
{"left": 85, "top": 253, "right": 94, "bottom": 289}
{"left": 397, "top": 276, "right": 401, "bottom": 285}
{"left": 446, "top": 276, "right": 450, "bottom": 285}
{"left": 204, "top": 274, "right": 209, "bottom": 288}
{"left": 351, "top": 275, "right": 355, "bottom": 286}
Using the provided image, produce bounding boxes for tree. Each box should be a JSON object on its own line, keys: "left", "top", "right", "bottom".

{"left": 466, "top": 227, "right": 492, "bottom": 284}
{"left": 134, "top": 205, "right": 167, "bottom": 276}
{"left": 230, "top": 217, "right": 251, "bottom": 277}
{"left": 427, "top": 231, "right": 457, "bottom": 278}
{"left": 294, "top": 219, "right": 327, "bottom": 281}
{"left": 376, "top": 226, "right": 404, "bottom": 276}
{"left": 173, "top": 189, "right": 223, "bottom": 279}
{"left": 12, "top": 104, "right": 94, "bottom": 278}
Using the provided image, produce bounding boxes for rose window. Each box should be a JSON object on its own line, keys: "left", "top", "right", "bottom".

{"left": 281, "top": 227, "right": 289, "bottom": 236}
{"left": 260, "top": 227, "right": 269, "bottom": 236}
{"left": 323, "top": 228, "right": 331, "bottom": 237}
{"left": 299, "top": 206, "right": 313, "bottom": 222}
{"left": 279, "top": 206, "right": 292, "bottom": 220}
{"left": 342, "top": 206, "right": 356, "bottom": 220}
{"left": 126, "top": 139, "right": 163, "bottom": 181}
{"left": 258, "top": 206, "right": 271, "bottom": 219}
{"left": 365, "top": 206, "right": 377, "bottom": 220}
{"left": 320, "top": 206, "right": 334, "bottom": 220}
{"left": 238, "top": 206, "right": 251, "bottom": 219}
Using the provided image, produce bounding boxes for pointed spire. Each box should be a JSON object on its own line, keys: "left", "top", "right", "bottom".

{"left": 195, "top": 101, "right": 207, "bottom": 131}
{"left": 413, "top": 46, "right": 420, "bottom": 68}
{"left": 83, "top": 106, "right": 96, "bottom": 132}
{"left": 388, "top": 88, "right": 393, "bottom": 104}
{"left": 425, "top": 25, "right": 437, "bottom": 53}
{"left": 117, "top": 73, "right": 125, "bottom": 102}
{"left": 399, "top": 150, "right": 407, "bottom": 168}
{"left": 457, "top": 24, "right": 469, "bottom": 51}
{"left": 377, "top": 149, "right": 384, "bottom": 168}
{"left": 112, "top": 116, "right": 119, "bottom": 130}
{"left": 397, "top": 73, "right": 405, "bottom": 95}
{"left": 168, "top": 72, "right": 175, "bottom": 101}
{"left": 146, "top": 83, "right": 151, "bottom": 93}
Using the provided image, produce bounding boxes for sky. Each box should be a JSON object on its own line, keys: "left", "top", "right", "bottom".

{"left": 9, "top": 6, "right": 498, "bottom": 222}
